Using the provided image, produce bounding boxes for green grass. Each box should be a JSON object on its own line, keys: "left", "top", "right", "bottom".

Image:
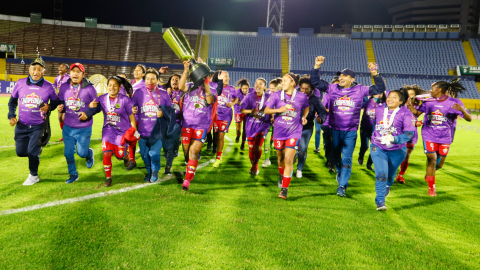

{"left": 1, "top": 96, "right": 480, "bottom": 269}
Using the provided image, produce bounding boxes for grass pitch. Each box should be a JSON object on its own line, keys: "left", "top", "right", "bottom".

{"left": 1, "top": 97, "right": 479, "bottom": 269}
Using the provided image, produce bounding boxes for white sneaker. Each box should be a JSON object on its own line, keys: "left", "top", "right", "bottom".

{"left": 23, "top": 174, "right": 40, "bottom": 186}
{"left": 262, "top": 159, "right": 271, "bottom": 167}
{"left": 136, "top": 148, "right": 141, "bottom": 154}
{"left": 296, "top": 170, "right": 303, "bottom": 178}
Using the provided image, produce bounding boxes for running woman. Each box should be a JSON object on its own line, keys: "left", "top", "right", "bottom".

{"left": 370, "top": 89, "right": 416, "bottom": 211}
{"left": 81, "top": 76, "right": 137, "bottom": 187}
{"left": 295, "top": 76, "right": 327, "bottom": 178}
{"left": 8, "top": 58, "right": 60, "bottom": 185}
{"left": 406, "top": 78, "right": 471, "bottom": 196}
{"left": 234, "top": 78, "right": 255, "bottom": 151}
{"left": 396, "top": 85, "right": 426, "bottom": 184}
{"left": 213, "top": 71, "right": 238, "bottom": 168}
{"left": 265, "top": 73, "right": 309, "bottom": 199}
{"left": 132, "top": 68, "right": 172, "bottom": 183}
{"left": 311, "top": 56, "right": 386, "bottom": 197}
{"left": 262, "top": 78, "right": 283, "bottom": 168}
{"left": 240, "top": 78, "right": 272, "bottom": 175}
{"left": 178, "top": 61, "right": 224, "bottom": 191}
{"left": 55, "top": 63, "right": 70, "bottom": 142}
{"left": 358, "top": 92, "right": 387, "bottom": 170}
{"left": 164, "top": 73, "right": 183, "bottom": 175}
{"left": 131, "top": 64, "right": 146, "bottom": 94}
{"left": 57, "top": 63, "right": 97, "bottom": 184}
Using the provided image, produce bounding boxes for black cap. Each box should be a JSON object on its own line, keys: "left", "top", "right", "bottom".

{"left": 337, "top": 69, "right": 355, "bottom": 79}
{"left": 30, "top": 57, "right": 45, "bottom": 68}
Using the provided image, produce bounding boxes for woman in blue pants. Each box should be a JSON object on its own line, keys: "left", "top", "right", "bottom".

{"left": 370, "top": 89, "right": 415, "bottom": 211}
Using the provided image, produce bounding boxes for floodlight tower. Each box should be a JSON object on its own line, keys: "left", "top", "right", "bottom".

{"left": 266, "top": 0, "right": 285, "bottom": 33}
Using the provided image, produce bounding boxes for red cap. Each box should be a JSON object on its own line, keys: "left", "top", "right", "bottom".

{"left": 70, "top": 63, "right": 85, "bottom": 73}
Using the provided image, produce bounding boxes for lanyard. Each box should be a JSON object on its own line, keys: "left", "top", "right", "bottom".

{"left": 58, "top": 75, "right": 64, "bottom": 89}
{"left": 257, "top": 92, "right": 265, "bottom": 110}
{"left": 281, "top": 89, "right": 296, "bottom": 103}
{"left": 69, "top": 82, "right": 81, "bottom": 100}
{"left": 382, "top": 107, "right": 400, "bottom": 130}
{"left": 147, "top": 86, "right": 161, "bottom": 106}
{"left": 107, "top": 96, "right": 118, "bottom": 113}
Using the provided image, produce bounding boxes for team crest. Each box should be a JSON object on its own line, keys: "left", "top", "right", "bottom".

{"left": 141, "top": 100, "right": 158, "bottom": 117}
{"left": 118, "top": 149, "right": 124, "bottom": 156}
{"left": 22, "top": 92, "right": 41, "bottom": 109}
{"left": 290, "top": 138, "right": 295, "bottom": 144}
{"left": 334, "top": 95, "right": 356, "bottom": 111}
{"left": 196, "top": 130, "right": 202, "bottom": 136}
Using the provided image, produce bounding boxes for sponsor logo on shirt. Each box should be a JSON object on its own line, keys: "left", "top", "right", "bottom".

{"left": 367, "top": 109, "right": 375, "bottom": 119}
{"left": 218, "top": 93, "right": 228, "bottom": 106}
{"left": 280, "top": 104, "right": 297, "bottom": 121}
{"left": 434, "top": 105, "right": 444, "bottom": 108}
{"left": 107, "top": 112, "right": 120, "bottom": 125}
{"left": 141, "top": 100, "right": 158, "bottom": 117}
{"left": 190, "top": 95, "right": 206, "bottom": 109}
{"left": 171, "top": 101, "right": 180, "bottom": 113}
{"left": 334, "top": 95, "right": 356, "bottom": 111}
{"left": 428, "top": 110, "right": 446, "bottom": 125}
{"left": 66, "top": 97, "right": 86, "bottom": 110}
{"left": 21, "top": 92, "right": 42, "bottom": 109}
{"left": 376, "top": 120, "right": 398, "bottom": 135}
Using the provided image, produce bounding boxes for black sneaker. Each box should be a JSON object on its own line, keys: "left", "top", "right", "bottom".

{"left": 328, "top": 166, "right": 336, "bottom": 173}
{"left": 240, "top": 145, "right": 245, "bottom": 151}
{"left": 104, "top": 177, "right": 112, "bottom": 187}
{"left": 164, "top": 166, "right": 172, "bottom": 175}
{"left": 293, "top": 152, "right": 298, "bottom": 164}
{"left": 279, "top": 187, "right": 288, "bottom": 199}
{"left": 358, "top": 158, "right": 364, "bottom": 165}
{"left": 123, "top": 155, "right": 130, "bottom": 167}
{"left": 126, "top": 161, "right": 137, "bottom": 171}
{"left": 278, "top": 175, "right": 283, "bottom": 188}
{"left": 206, "top": 144, "right": 212, "bottom": 151}
{"left": 235, "top": 136, "right": 240, "bottom": 143}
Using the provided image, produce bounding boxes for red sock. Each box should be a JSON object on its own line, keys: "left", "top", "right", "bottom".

{"left": 236, "top": 130, "right": 241, "bottom": 137}
{"left": 399, "top": 161, "right": 409, "bottom": 175}
{"left": 185, "top": 160, "right": 199, "bottom": 181}
{"left": 60, "top": 122, "right": 64, "bottom": 129}
{"left": 282, "top": 176, "right": 291, "bottom": 188}
{"left": 256, "top": 149, "right": 262, "bottom": 164}
{"left": 278, "top": 166, "right": 285, "bottom": 176}
{"left": 128, "top": 144, "right": 136, "bottom": 162}
{"left": 103, "top": 152, "right": 112, "bottom": 178}
{"left": 216, "top": 151, "right": 222, "bottom": 160}
{"left": 425, "top": 175, "right": 435, "bottom": 189}
{"left": 248, "top": 140, "right": 255, "bottom": 163}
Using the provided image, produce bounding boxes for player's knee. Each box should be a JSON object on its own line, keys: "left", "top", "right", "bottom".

{"left": 103, "top": 151, "right": 113, "bottom": 159}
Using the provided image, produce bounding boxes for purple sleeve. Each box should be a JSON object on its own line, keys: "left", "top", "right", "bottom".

{"left": 302, "top": 95, "right": 309, "bottom": 111}
{"left": 48, "top": 84, "right": 58, "bottom": 101}
{"left": 322, "top": 94, "right": 330, "bottom": 109}
{"left": 58, "top": 87, "right": 65, "bottom": 101}
{"left": 125, "top": 98, "right": 133, "bottom": 116}
{"left": 90, "top": 87, "right": 98, "bottom": 102}
{"left": 239, "top": 94, "right": 251, "bottom": 111}
{"left": 403, "top": 111, "right": 416, "bottom": 132}
{"left": 361, "top": 85, "right": 370, "bottom": 97}
{"left": 265, "top": 92, "right": 278, "bottom": 109}
{"left": 163, "top": 91, "right": 172, "bottom": 106}
{"left": 417, "top": 102, "right": 426, "bottom": 113}
{"left": 11, "top": 82, "right": 20, "bottom": 98}
{"left": 454, "top": 100, "right": 468, "bottom": 116}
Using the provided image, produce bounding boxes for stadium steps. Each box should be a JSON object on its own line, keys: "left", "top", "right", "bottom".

{"left": 199, "top": 35, "right": 209, "bottom": 62}
{"left": 365, "top": 40, "right": 376, "bottom": 84}
{"left": 462, "top": 41, "right": 480, "bottom": 95}
{"left": 281, "top": 38, "right": 289, "bottom": 74}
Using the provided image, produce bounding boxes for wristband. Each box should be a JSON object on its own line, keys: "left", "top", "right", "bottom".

{"left": 204, "top": 76, "right": 210, "bottom": 85}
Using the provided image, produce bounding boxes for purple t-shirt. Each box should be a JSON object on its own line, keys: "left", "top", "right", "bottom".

{"left": 371, "top": 106, "right": 416, "bottom": 151}
{"left": 325, "top": 84, "right": 370, "bottom": 131}
{"left": 11, "top": 78, "right": 58, "bottom": 126}
{"left": 265, "top": 90, "right": 309, "bottom": 140}
{"left": 54, "top": 74, "right": 70, "bottom": 92}
{"left": 322, "top": 93, "right": 331, "bottom": 126}
{"left": 182, "top": 86, "right": 217, "bottom": 130}
{"left": 131, "top": 79, "right": 145, "bottom": 95}
{"left": 97, "top": 94, "right": 134, "bottom": 146}
{"left": 234, "top": 87, "right": 255, "bottom": 114}
{"left": 119, "top": 85, "right": 127, "bottom": 96}
{"left": 418, "top": 97, "right": 465, "bottom": 144}
{"left": 360, "top": 99, "right": 385, "bottom": 130}
{"left": 217, "top": 85, "right": 237, "bottom": 121}
{"left": 58, "top": 82, "right": 98, "bottom": 129}
{"left": 240, "top": 92, "right": 272, "bottom": 138}
{"left": 132, "top": 87, "right": 172, "bottom": 137}
{"left": 170, "top": 89, "right": 183, "bottom": 124}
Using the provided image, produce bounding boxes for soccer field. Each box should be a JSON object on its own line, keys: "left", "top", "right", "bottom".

{"left": 1, "top": 96, "right": 480, "bottom": 269}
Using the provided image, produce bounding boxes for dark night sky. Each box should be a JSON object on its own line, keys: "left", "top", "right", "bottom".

{"left": 4, "top": 0, "right": 407, "bottom": 32}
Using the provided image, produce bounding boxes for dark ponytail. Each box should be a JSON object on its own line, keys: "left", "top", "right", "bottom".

{"left": 401, "top": 84, "right": 428, "bottom": 106}
{"left": 236, "top": 77, "right": 250, "bottom": 88}
{"left": 434, "top": 77, "right": 466, "bottom": 98}
{"left": 389, "top": 88, "right": 409, "bottom": 106}
{"left": 285, "top": 73, "right": 300, "bottom": 86}
{"left": 108, "top": 76, "right": 133, "bottom": 98}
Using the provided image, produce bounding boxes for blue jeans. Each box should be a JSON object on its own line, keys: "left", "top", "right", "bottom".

{"left": 321, "top": 125, "right": 333, "bottom": 164}
{"left": 359, "top": 127, "right": 373, "bottom": 167}
{"left": 314, "top": 121, "right": 321, "bottom": 149}
{"left": 297, "top": 128, "right": 314, "bottom": 171}
{"left": 370, "top": 144, "right": 407, "bottom": 204}
{"left": 63, "top": 124, "right": 93, "bottom": 176}
{"left": 139, "top": 137, "right": 163, "bottom": 174}
{"left": 331, "top": 129, "right": 357, "bottom": 187}
{"left": 14, "top": 122, "right": 44, "bottom": 176}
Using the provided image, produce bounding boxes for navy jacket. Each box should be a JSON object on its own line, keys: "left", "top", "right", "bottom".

{"left": 304, "top": 93, "right": 327, "bottom": 130}
{"left": 147, "top": 105, "right": 181, "bottom": 150}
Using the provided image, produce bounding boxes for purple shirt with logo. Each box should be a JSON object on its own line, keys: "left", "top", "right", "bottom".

{"left": 11, "top": 78, "right": 58, "bottom": 126}
{"left": 322, "top": 93, "right": 331, "bottom": 126}
{"left": 131, "top": 79, "right": 145, "bottom": 94}
{"left": 265, "top": 90, "right": 309, "bottom": 140}
{"left": 360, "top": 98, "right": 385, "bottom": 130}
{"left": 371, "top": 106, "right": 416, "bottom": 151}
{"left": 217, "top": 85, "right": 237, "bottom": 121}
{"left": 325, "top": 84, "right": 370, "bottom": 131}
{"left": 418, "top": 97, "right": 465, "bottom": 144}
{"left": 54, "top": 74, "right": 70, "bottom": 92}
{"left": 234, "top": 87, "right": 255, "bottom": 114}
{"left": 182, "top": 86, "right": 217, "bottom": 131}
{"left": 97, "top": 94, "right": 134, "bottom": 146}
{"left": 58, "top": 82, "right": 97, "bottom": 129}
{"left": 240, "top": 92, "right": 272, "bottom": 138}
{"left": 170, "top": 89, "right": 183, "bottom": 124}
{"left": 132, "top": 87, "right": 172, "bottom": 137}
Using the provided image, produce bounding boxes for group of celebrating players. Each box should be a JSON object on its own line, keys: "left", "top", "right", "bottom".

{"left": 7, "top": 55, "right": 472, "bottom": 211}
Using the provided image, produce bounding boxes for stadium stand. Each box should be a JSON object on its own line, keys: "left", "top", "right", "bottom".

{"left": 208, "top": 34, "right": 281, "bottom": 69}
{"left": 469, "top": 39, "right": 480, "bottom": 64}
{"left": 225, "top": 71, "right": 282, "bottom": 85}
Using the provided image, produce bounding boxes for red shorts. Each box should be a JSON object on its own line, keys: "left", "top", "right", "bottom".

{"left": 182, "top": 127, "right": 207, "bottom": 144}
{"left": 274, "top": 138, "right": 300, "bottom": 150}
{"left": 406, "top": 142, "right": 415, "bottom": 149}
{"left": 423, "top": 141, "right": 450, "bottom": 157}
{"left": 235, "top": 113, "right": 245, "bottom": 123}
{"left": 102, "top": 141, "right": 126, "bottom": 159}
{"left": 213, "top": 120, "right": 231, "bottom": 133}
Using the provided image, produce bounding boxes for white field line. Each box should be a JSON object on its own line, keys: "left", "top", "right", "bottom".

{"left": 0, "top": 136, "right": 233, "bottom": 216}
{"left": 0, "top": 138, "right": 103, "bottom": 149}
